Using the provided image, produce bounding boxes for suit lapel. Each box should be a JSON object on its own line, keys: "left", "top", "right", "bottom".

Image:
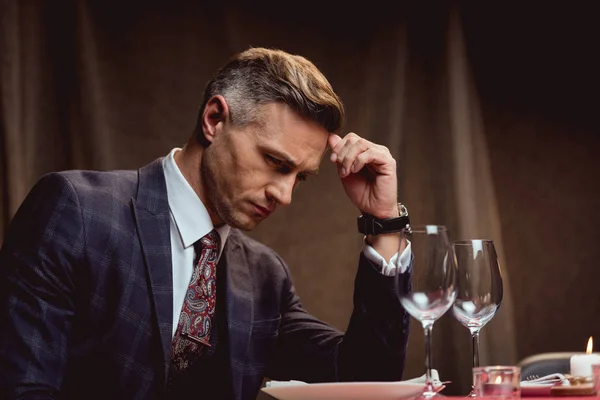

{"left": 131, "top": 158, "right": 173, "bottom": 383}
{"left": 221, "top": 233, "right": 254, "bottom": 400}
{"left": 129, "top": 159, "right": 255, "bottom": 397}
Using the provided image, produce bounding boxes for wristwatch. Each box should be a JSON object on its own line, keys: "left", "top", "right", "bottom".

{"left": 357, "top": 203, "right": 411, "bottom": 236}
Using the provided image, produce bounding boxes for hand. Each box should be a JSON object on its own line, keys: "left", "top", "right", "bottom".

{"left": 328, "top": 133, "right": 399, "bottom": 219}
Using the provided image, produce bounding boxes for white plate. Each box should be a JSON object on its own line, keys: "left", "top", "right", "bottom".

{"left": 261, "top": 381, "right": 425, "bottom": 400}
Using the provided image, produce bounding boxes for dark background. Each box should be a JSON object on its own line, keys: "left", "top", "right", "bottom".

{"left": 1, "top": 1, "right": 599, "bottom": 397}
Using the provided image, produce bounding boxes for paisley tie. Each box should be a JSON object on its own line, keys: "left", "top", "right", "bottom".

{"left": 170, "top": 229, "right": 221, "bottom": 378}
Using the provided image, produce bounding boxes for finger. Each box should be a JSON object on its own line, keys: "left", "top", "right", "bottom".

{"left": 329, "top": 132, "right": 359, "bottom": 163}
{"left": 335, "top": 161, "right": 345, "bottom": 178}
{"left": 334, "top": 134, "right": 368, "bottom": 175}
{"left": 328, "top": 134, "right": 343, "bottom": 162}
{"left": 338, "top": 137, "right": 371, "bottom": 176}
{"left": 350, "top": 147, "right": 395, "bottom": 176}
{"left": 349, "top": 148, "right": 380, "bottom": 174}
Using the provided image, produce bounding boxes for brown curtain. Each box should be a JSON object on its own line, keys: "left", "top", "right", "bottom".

{"left": 352, "top": 6, "right": 518, "bottom": 392}
{"left": 2, "top": 1, "right": 600, "bottom": 398}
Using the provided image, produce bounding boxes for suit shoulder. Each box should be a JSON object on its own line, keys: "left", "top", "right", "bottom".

{"left": 50, "top": 169, "right": 137, "bottom": 189}
{"left": 38, "top": 169, "right": 138, "bottom": 203}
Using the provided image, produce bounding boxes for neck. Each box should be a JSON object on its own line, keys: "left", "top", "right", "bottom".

{"left": 174, "top": 143, "right": 202, "bottom": 195}
{"left": 174, "top": 142, "right": 221, "bottom": 226}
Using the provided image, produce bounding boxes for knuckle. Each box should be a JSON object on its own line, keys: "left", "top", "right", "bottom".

{"left": 377, "top": 143, "right": 390, "bottom": 153}
{"left": 346, "top": 132, "right": 359, "bottom": 142}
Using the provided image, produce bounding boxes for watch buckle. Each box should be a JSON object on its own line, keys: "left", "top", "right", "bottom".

{"left": 357, "top": 214, "right": 383, "bottom": 236}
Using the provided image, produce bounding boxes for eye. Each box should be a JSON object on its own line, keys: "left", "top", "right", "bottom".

{"left": 265, "top": 154, "right": 283, "bottom": 166}
{"left": 296, "top": 173, "right": 307, "bottom": 182}
{"left": 265, "top": 155, "right": 291, "bottom": 173}
{"left": 265, "top": 154, "right": 306, "bottom": 181}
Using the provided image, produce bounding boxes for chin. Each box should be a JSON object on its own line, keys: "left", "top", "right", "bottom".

{"left": 225, "top": 213, "right": 261, "bottom": 231}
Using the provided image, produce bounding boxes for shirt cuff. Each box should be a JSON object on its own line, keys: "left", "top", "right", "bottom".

{"left": 363, "top": 239, "right": 412, "bottom": 276}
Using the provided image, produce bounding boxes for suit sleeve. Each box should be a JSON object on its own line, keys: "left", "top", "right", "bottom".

{"left": 0, "top": 173, "right": 84, "bottom": 399}
{"left": 265, "top": 252, "right": 411, "bottom": 382}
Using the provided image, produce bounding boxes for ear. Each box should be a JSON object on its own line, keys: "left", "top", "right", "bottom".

{"left": 201, "top": 95, "right": 230, "bottom": 144}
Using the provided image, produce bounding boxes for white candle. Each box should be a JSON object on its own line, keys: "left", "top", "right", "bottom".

{"left": 570, "top": 353, "right": 600, "bottom": 377}
{"left": 570, "top": 337, "right": 600, "bottom": 377}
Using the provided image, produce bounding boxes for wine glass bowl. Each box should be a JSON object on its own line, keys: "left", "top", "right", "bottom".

{"left": 451, "top": 239, "right": 503, "bottom": 396}
{"left": 452, "top": 239, "right": 503, "bottom": 336}
{"left": 395, "top": 225, "right": 458, "bottom": 398}
{"left": 400, "top": 289, "right": 457, "bottom": 325}
{"left": 452, "top": 301, "right": 499, "bottom": 331}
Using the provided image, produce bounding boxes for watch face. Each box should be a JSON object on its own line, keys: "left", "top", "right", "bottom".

{"left": 399, "top": 203, "right": 408, "bottom": 217}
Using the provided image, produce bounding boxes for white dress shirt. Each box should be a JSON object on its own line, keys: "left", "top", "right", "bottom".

{"left": 162, "top": 148, "right": 411, "bottom": 337}
{"left": 163, "top": 149, "right": 230, "bottom": 337}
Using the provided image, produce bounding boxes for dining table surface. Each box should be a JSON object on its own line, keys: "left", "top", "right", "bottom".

{"left": 446, "top": 398, "right": 596, "bottom": 399}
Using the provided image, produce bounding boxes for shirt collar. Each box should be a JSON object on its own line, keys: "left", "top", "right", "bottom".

{"left": 162, "top": 148, "right": 230, "bottom": 257}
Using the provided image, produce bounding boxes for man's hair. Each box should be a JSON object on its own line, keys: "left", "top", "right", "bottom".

{"left": 195, "top": 47, "right": 345, "bottom": 141}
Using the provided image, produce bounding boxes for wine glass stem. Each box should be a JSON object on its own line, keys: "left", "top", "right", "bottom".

{"left": 423, "top": 321, "right": 435, "bottom": 394}
{"left": 471, "top": 329, "right": 481, "bottom": 368}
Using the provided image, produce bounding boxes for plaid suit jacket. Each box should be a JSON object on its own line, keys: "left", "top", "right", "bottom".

{"left": 0, "top": 158, "right": 411, "bottom": 400}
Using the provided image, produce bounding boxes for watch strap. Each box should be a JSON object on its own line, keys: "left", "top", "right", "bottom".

{"left": 357, "top": 205, "right": 411, "bottom": 236}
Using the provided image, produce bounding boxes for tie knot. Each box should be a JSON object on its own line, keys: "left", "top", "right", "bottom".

{"left": 196, "top": 229, "right": 221, "bottom": 252}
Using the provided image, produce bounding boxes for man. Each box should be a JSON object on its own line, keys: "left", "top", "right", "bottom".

{"left": 0, "top": 47, "right": 412, "bottom": 400}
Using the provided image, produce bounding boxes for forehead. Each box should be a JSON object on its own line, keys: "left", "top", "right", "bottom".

{"left": 252, "top": 103, "right": 329, "bottom": 169}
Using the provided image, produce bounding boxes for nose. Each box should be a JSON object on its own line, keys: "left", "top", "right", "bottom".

{"left": 266, "top": 176, "right": 296, "bottom": 206}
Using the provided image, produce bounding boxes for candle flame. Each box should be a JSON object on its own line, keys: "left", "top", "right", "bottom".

{"left": 494, "top": 376, "right": 503, "bottom": 384}
{"left": 586, "top": 336, "right": 593, "bottom": 354}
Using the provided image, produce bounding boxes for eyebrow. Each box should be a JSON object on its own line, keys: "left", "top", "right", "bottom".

{"left": 271, "top": 149, "right": 320, "bottom": 176}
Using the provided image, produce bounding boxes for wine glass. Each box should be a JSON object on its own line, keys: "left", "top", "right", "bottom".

{"left": 395, "top": 225, "right": 458, "bottom": 398}
{"left": 451, "top": 239, "right": 503, "bottom": 397}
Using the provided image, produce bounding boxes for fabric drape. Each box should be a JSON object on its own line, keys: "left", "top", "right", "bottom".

{"left": 2, "top": 1, "right": 599, "bottom": 397}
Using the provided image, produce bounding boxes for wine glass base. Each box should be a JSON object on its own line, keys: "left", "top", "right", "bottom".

{"left": 413, "top": 386, "right": 446, "bottom": 399}
{"left": 413, "top": 391, "right": 445, "bottom": 399}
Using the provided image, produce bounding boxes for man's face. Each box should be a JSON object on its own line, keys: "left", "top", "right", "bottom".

{"left": 201, "top": 102, "right": 329, "bottom": 230}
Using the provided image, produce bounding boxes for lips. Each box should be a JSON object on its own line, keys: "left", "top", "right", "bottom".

{"left": 252, "top": 203, "right": 274, "bottom": 217}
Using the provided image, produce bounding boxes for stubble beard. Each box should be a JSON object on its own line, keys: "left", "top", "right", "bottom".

{"left": 200, "top": 153, "right": 258, "bottom": 231}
